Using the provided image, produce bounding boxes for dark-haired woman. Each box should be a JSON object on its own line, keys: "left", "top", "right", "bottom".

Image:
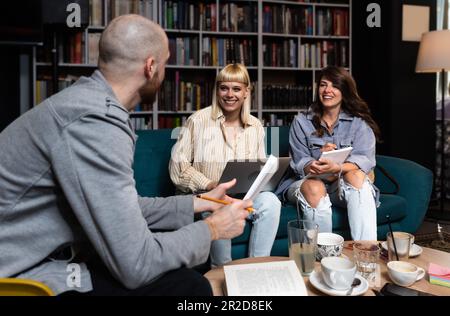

{"left": 278, "top": 66, "right": 381, "bottom": 240}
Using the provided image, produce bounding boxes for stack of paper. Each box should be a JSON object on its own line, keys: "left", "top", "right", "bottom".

{"left": 428, "top": 263, "right": 450, "bottom": 288}
{"left": 224, "top": 260, "right": 308, "bottom": 296}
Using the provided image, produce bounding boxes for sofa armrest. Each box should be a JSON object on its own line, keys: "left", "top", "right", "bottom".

{"left": 374, "top": 155, "right": 433, "bottom": 233}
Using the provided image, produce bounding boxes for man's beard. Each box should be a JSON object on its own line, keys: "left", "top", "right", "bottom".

{"left": 138, "top": 73, "right": 162, "bottom": 106}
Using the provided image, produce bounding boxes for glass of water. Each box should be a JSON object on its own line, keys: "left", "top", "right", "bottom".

{"left": 287, "top": 220, "right": 318, "bottom": 276}
{"left": 353, "top": 242, "right": 380, "bottom": 284}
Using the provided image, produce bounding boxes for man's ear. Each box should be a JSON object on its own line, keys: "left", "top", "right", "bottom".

{"left": 144, "top": 57, "right": 155, "bottom": 80}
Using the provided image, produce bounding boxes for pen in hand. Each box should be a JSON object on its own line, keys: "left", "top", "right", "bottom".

{"left": 196, "top": 194, "right": 254, "bottom": 213}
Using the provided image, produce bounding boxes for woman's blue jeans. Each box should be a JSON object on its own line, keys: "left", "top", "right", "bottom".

{"left": 205, "top": 191, "right": 281, "bottom": 267}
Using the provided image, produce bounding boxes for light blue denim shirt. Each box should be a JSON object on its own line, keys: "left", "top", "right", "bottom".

{"left": 276, "top": 110, "right": 376, "bottom": 196}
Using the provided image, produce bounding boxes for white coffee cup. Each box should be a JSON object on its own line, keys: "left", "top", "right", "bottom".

{"left": 316, "top": 233, "right": 345, "bottom": 261}
{"left": 321, "top": 257, "right": 357, "bottom": 290}
{"left": 387, "top": 261, "right": 425, "bottom": 287}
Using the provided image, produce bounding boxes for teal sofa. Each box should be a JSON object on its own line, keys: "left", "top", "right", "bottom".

{"left": 133, "top": 127, "right": 433, "bottom": 259}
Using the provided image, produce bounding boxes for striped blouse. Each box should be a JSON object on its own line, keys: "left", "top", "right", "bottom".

{"left": 169, "top": 106, "right": 266, "bottom": 193}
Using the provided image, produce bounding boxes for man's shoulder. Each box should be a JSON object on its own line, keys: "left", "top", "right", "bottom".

{"left": 48, "top": 76, "right": 128, "bottom": 128}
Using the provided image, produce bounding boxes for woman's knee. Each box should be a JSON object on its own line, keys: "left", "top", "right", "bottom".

{"left": 343, "top": 170, "right": 366, "bottom": 189}
{"left": 300, "top": 179, "right": 326, "bottom": 198}
{"left": 299, "top": 180, "right": 327, "bottom": 208}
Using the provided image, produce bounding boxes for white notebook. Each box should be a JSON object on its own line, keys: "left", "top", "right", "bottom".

{"left": 320, "top": 147, "right": 353, "bottom": 164}
{"left": 305, "top": 147, "right": 353, "bottom": 179}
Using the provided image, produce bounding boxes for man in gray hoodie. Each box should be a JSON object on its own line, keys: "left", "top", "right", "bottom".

{"left": 0, "top": 14, "right": 251, "bottom": 296}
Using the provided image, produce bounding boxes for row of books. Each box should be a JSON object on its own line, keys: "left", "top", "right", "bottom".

{"left": 37, "top": 36, "right": 346, "bottom": 69}
{"left": 162, "top": 1, "right": 200, "bottom": 30}
{"left": 263, "top": 5, "right": 313, "bottom": 35}
{"left": 157, "top": 73, "right": 259, "bottom": 112}
{"left": 202, "top": 37, "right": 256, "bottom": 67}
{"left": 263, "top": 85, "right": 313, "bottom": 109}
{"left": 168, "top": 37, "right": 199, "bottom": 66}
{"left": 158, "top": 77, "right": 214, "bottom": 112}
{"left": 60, "top": 32, "right": 85, "bottom": 64}
{"left": 300, "top": 40, "right": 349, "bottom": 68}
{"left": 36, "top": 31, "right": 86, "bottom": 64}
{"left": 263, "top": 39, "right": 298, "bottom": 68}
{"left": 90, "top": 0, "right": 155, "bottom": 27}
{"left": 162, "top": 1, "right": 257, "bottom": 32}
{"left": 219, "top": 2, "right": 257, "bottom": 33}
{"left": 316, "top": 8, "right": 349, "bottom": 36}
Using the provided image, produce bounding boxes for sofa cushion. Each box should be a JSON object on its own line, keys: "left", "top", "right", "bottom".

{"left": 134, "top": 129, "right": 176, "bottom": 197}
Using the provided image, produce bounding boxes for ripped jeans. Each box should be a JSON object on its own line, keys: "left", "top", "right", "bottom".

{"left": 203, "top": 191, "right": 281, "bottom": 267}
{"left": 286, "top": 177, "right": 379, "bottom": 241}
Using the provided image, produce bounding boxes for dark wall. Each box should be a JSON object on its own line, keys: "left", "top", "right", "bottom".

{"left": 352, "top": 0, "right": 437, "bottom": 172}
{"left": 0, "top": 47, "right": 21, "bottom": 131}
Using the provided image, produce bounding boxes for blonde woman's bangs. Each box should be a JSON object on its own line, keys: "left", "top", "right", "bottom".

{"left": 216, "top": 64, "right": 250, "bottom": 87}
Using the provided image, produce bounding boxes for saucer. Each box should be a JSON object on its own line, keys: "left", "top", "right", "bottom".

{"left": 381, "top": 242, "right": 423, "bottom": 257}
{"left": 309, "top": 270, "right": 369, "bottom": 296}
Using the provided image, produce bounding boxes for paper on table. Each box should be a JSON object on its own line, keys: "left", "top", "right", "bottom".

{"left": 428, "top": 263, "right": 450, "bottom": 279}
{"left": 243, "top": 155, "right": 278, "bottom": 201}
{"left": 224, "top": 260, "right": 308, "bottom": 296}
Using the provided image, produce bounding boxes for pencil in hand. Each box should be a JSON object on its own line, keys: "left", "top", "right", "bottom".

{"left": 196, "top": 194, "right": 254, "bottom": 213}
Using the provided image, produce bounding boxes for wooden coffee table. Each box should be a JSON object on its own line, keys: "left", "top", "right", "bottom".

{"left": 204, "top": 241, "right": 450, "bottom": 296}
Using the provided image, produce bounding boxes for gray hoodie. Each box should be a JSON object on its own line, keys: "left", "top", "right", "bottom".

{"left": 0, "top": 70, "right": 211, "bottom": 295}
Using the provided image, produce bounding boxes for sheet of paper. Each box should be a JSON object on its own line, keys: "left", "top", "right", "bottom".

{"left": 224, "top": 260, "right": 308, "bottom": 296}
{"left": 243, "top": 155, "right": 278, "bottom": 200}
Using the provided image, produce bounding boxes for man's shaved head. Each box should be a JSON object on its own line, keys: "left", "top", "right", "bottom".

{"left": 98, "top": 14, "right": 168, "bottom": 78}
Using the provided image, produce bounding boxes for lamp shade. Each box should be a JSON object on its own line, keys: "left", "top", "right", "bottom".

{"left": 416, "top": 30, "right": 450, "bottom": 73}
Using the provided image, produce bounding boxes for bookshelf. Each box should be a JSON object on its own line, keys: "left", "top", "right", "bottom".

{"left": 32, "top": 0, "right": 351, "bottom": 130}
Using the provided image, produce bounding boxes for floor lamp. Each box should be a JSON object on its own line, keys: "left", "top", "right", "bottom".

{"left": 416, "top": 30, "right": 450, "bottom": 219}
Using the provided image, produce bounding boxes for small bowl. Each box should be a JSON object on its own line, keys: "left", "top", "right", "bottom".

{"left": 316, "top": 233, "right": 344, "bottom": 261}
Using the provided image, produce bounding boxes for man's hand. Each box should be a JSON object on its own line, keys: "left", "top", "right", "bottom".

{"left": 194, "top": 179, "right": 237, "bottom": 213}
{"left": 204, "top": 199, "right": 252, "bottom": 240}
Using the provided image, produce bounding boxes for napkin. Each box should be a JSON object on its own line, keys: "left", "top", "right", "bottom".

{"left": 428, "top": 263, "right": 450, "bottom": 288}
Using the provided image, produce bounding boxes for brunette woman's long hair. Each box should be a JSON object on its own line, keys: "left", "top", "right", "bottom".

{"left": 310, "top": 66, "right": 381, "bottom": 141}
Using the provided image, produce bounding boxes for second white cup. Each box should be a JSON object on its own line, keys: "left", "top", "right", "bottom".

{"left": 387, "top": 261, "right": 425, "bottom": 287}
{"left": 321, "top": 257, "right": 357, "bottom": 290}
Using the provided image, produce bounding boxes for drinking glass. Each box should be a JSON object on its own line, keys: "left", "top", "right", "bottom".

{"left": 387, "top": 232, "right": 411, "bottom": 262}
{"left": 287, "top": 220, "right": 318, "bottom": 276}
{"left": 353, "top": 241, "right": 380, "bottom": 284}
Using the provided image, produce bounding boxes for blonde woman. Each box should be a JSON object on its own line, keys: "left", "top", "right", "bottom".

{"left": 170, "top": 64, "right": 281, "bottom": 266}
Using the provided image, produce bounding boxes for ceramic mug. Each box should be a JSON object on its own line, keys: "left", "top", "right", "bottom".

{"left": 316, "top": 232, "right": 345, "bottom": 261}
{"left": 387, "top": 261, "right": 425, "bottom": 287}
{"left": 321, "top": 257, "right": 357, "bottom": 290}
